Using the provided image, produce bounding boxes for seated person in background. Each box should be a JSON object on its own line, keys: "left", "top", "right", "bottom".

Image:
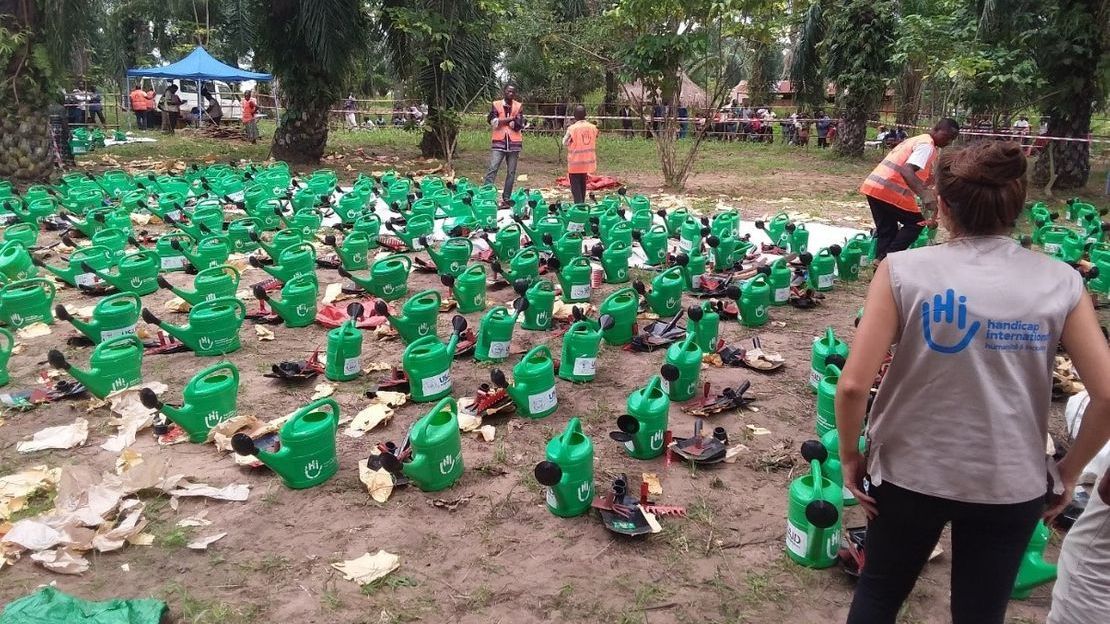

{"left": 866, "top": 126, "right": 889, "bottom": 148}
{"left": 202, "top": 89, "right": 223, "bottom": 125}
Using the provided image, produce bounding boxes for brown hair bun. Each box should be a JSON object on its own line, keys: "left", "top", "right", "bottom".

{"left": 937, "top": 141, "right": 1028, "bottom": 235}
{"left": 947, "top": 142, "right": 1027, "bottom": 187}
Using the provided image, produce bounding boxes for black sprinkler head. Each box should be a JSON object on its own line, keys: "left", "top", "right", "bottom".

{"left": 230, "top": 433, "right": 259, "bottom": 456}
{"left": 47, "top": 349, "right": 68, "bottom": 370}
{"left": 490, "top": 369, "right": 508, "bottom": 388}
{"left": 451, "top": 315, "right": 468, "bottom": 334}
{"left": 138, "top": 387, "right": 163, "bottom": 410}
{"left": 687, "top": 304, "right": 703, "bottom": 322}
{"left": 347, "top": 302, "right": 364, "bottom": 320}
{"left": 660, "top": 363, "right": 680, "bottom": 382}
{"left": 805, "top": 499, "right": 839, "bottom": 529}
{"left": 534, "top": 461, "right": 563, "bottom": 486}
{"left": 800, "top": 439, "right": 828, "bottom": 463}
{"left": 616, "top": 414, "right": 640, "bottom": 434}
{"left": 373, "top": 299, "right": 390, "bottom": 317}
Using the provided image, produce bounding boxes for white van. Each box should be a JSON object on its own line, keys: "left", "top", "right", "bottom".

{"left": 144, "top": 79, "right": 253, "bottom": 124}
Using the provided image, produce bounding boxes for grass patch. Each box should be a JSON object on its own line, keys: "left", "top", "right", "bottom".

{"left": 8, "top": 490, "right": 56, "bottom": 522}
{"left": 160, "top": 527, "right": 193, "bottom": 549}
{"left": 360, "top": 574, "right": 419, "bottom": 596}
{"left": 162, "top": 583, "right": 260, "bottom": 624}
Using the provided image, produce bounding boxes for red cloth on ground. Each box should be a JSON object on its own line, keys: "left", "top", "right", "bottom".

{"left": 554, "top": 173, "right": 620, "bottom": 191}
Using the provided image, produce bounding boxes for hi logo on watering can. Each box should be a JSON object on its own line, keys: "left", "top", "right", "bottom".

{"left": 0, "top": 241, "right": 37, "bottom": 282}
{"left": 403, "top": 316, "right": 467, "bottom": 402}
{"left": 610, "top": 374, "right": 671, "bottom": 460}
{"left": 323, "top": 232, "right": 371, "bottom": 271}
{"left": 384, "top": 213, "right": 434, "bottom": 251}
{"left": 326, "top": 303, "right": 365, "bottom": 382}
{"left": 686, "top": 302, "right": 720, "bottom": 354}
{"left": 491, "top": 344, "right": 558, "bottom": 418}
{"left": 633, "top": 224, "right": 669, "bottom": 267}
{"left": 421, "top": 235, "right": 473, "bottom": 277}
{"left": 254, "top": 273, "right": 319, "bottom": 328}
{"left": 339, "top": 254, "right": 411, "bottom": 302}
{"left": 534, "top": 418, "right": 594, "bottom": 517}
{"left": 558, "top": 310, "right": 612, "bottom": 383}
{"left": 54, "top": 292, "right": 140, "bottom": 344}
{"left": 231, "top": 397, "right": 341, "bottom": 489}
{"left": 440, "top": 264, "right": 488, "bottom": 314}
{"left": 47, "top": 336, "right": 144, "bottom": 399}
{"left": 142, "top": 297, "right": 246, "bottom": 357}
{"left": 661, "top": 332, "right": 702, "bottom": 402}
{"left": 786, "top": 223, "right": 810, "bottom": 255}
{"left": 171, "top": 236, "right": 230, "bottom": 271}
{"left": 785, "top": 453, "right": 843, "bottom": 569}
{"left": 739, "top": 273, "right": 772, "bottom": 328}
{"left": 633, "top": 266, "right": 684, "bottom": 318}
{"left": 139, "top": 362, "right": 240, "bottom": 443}
{"left": 490, "top": 247, "right": 540, "bottom": 286}
{"left": 156, "top": 265, "right": 240, "bottom": 306}
{"left": 517, "top": 279, "right": 555, "bottom": 331}
{"left": 598, "top": 286, "right": 639, "bottom": 346}
{"left": 546, "top": 255, "right": 592, "bottom": 304}
{"left": 0, "top": 277, "right": 55, "bottom": 329}
{"left": 592, "top": 240, "right": 631, "bottom": 284}
{"left": 474, "top": 298, "right": 528, "bottom": 362}
{"left": 399, "top": 397, "right": 465, "bottom": 492}
{"left": 810, "top": 328, "right": 849, "bottom": 392}
{"left": 376, "top": 289, "right": 441, "bottom": 344}
{"left": 0, "top": 327, "right": 14, "bottom": 387}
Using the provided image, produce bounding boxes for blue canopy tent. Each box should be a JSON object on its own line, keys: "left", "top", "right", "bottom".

{"left": 125, "top": 46, "right": 273, "bottom": 128}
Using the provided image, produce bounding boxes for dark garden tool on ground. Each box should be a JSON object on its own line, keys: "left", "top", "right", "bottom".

{"left": 534, "top": 417, "right": 595, "bottom": 517}
{"left": 718, "top": 337, "right": 786, "bottom": 372}
{"left": 0, "top": 378, "right": 89, "bottom": 409}
{"left": 628, "top": 308, "right": 686, "bottom": 353}
{"left": 265, "top": 351, "right": 325, "bottom": 382}
{"left": 686, "top": 380, "right": 755, "bottom": 418}
{"left": 669, "top": 418, "right": 729, "bottom": 465}
{"left": 458, "top": 383, "right": 516, "bottom": 419}
{"left": 592, "top": 475, "right": 658, "bottom": 536}
{"left": 47, "top": 336, "right": 144, "bottom": 399}
{"left": 231, "top": 397, "right": 341, "bottom": 489}
{"left": 139, "top": 362, "right": 239, "bottom": 443}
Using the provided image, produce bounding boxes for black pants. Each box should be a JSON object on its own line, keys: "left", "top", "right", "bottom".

{"left": 90, "top": 109, "right": 106, "bottom": 126}
{"left": 569, "top": 173, "right": 588, "bottom": 205}
{"left": 817, "top": 136, "right": 828, "bottom": 148}
{"left": 847, "top": 482, "right": 1043, "bottom": 624}
{"left": 133, "top": 110, "right": 146, "bottom": 129}
{"left": 867, "top": 196, "right": 924, "bottom": 260}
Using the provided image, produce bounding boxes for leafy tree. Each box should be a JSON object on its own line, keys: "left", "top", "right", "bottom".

{"left": 789, "top": 0, "right": 826, "bottom": 111}
{"left": 0, "top": 0, "right": 93, "bottom": 180}
{"left": 251, "top": 0, "right": 367, "bottom": 163}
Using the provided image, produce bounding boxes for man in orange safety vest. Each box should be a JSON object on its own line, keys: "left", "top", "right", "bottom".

{"left": 484, "top": 85, "right": 526, "bottom": 206}
{"left": 563, "top": 105, "right": 599, "bottom": 204}
{"left": 859, "top": 118, "right": 959, "bottom": 260}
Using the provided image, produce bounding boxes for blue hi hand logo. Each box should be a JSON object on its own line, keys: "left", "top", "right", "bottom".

{"left": 921, "top": 289, "right": 981, "bottom": 353}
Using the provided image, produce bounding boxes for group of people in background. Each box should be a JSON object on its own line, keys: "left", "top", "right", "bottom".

{"left": 64, "top": 80, "right": 106, "bottom": 127}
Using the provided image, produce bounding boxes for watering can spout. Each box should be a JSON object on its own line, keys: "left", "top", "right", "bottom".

{"left": 55, "top": 304, "right": 93, "bottom": 337}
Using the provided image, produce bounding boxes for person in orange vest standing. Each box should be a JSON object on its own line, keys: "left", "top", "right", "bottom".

{"left": 859, "top": 118, "right": 960, "bottom": 260}
{"left": 484, "top": 85, "right": 526, "bottom": 207}
{"left": 242, "top": 90, "right": 259, "bottom": 144}
{"left": 563, "top": 105, "right": 599, "bottom": 205}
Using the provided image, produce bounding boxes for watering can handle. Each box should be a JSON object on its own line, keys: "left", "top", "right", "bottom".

{"left": 13, "top": 277, "right": 58, "bottom": 300}
{"left": 560, "top": 417, "right": 584, "bottom": 444}
{"left": 524, "top": 344, "right": 553, "bottom": 361}
{"left": 194, "top": 296, "right": 248, "bottom": 320}
{"left": 198, "top": 361, "right": 240, "bottom": 386}
{"left": 95, "top": 334, "right": 145, "bottom": 354}
{"left": 101, "top": 291, "right": 142, "bottom": 313}
{"left": 396, "top": 255, "right": 413, "bottom": 272}
{"left": 289, "top": 396, "right": 341, "bottom": 428}
{"left": 413, "top": 397, "right": 458, "bottom": 439}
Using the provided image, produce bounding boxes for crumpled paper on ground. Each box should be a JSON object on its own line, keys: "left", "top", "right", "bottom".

{"left": 311, "top": 382, "right": 336, "bottom": 400}
{"left": 255, "top": 326, "right": 275, "bottom": 341}
{"left": 163, "top": 297, "right": 191, "bottom": 312}
{"left": 321, "top": 282, "right": 343, "bottom": 305}
{"left": 100, "top": 382, "right": 168, "bottom": 453}
{"left": 478, "top": 425, "right": 496, "bottom": 442}
{"left": 210, "top": 414, "right": 277, "bottom": 455}
{"left": 0, "top": 466, "right": 61, "bottom": 521}
{"left": 17, "top": 418, "right": 89, "bottom": 453}
{"left": 167, "top": 483, "right": 250, "bottom": 502}
{"left": 332, "top": 550, "right": 400, "bottom": 585}
{"left": 186, "top": 532, "right": 226, "bottom": 550}
{"left": 15, "top": 322, "right": 52, "bottom": 339}
{"left": 358, "top": 459, "right": 393, "bottom": 503}
{"left": 176, "top": 510, "right": 212, "bottom": 527}
{"left": 30, "top": 548, "right": 89, "bottom": 575}
{"left": 344, "top": 403, "right": 393, "bottom": 438}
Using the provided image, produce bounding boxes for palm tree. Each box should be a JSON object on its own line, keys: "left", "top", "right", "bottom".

{"left": 0, "top": 0, "right": 93, "bottom": 180}
{"left": 251, "top": 0, "right": 367, "bottom": 163}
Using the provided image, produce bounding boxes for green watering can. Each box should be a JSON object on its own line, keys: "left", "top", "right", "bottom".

{"left": 153, "top": 233, "right": 191, "bottom": 271}
{"left": 563, "top": 203, "right": 591, "bottom": 234}
{"left": 250, "top": 242, "right": 316, "bottom": 284}
{"left": 37, "top": 245, "right": 112, "bottom": 287}
{"left": 811, "top": 328, "right": 850, "bottom": 392}
{"left": 594, "top": 207, "right": 625, "bottom": 242}
{"left": 786, "top": 456, "right": 842, "bottom": 569}
{"left": 635, "top": 225, "right": 669, "bottom": 267}
{"left": 0, "top": 277, "right": 56, "bottom": 328}
{"left": 534, "top": 417, "right": 595, "bottom": 518}
{"left": 0, "top": 327, "right": 12, "bottom": 386}
{"left": 279, "top": 207, "right": 323, "bottom": 240}
{"left": 522, "top": 213, "right": 565, "bottom": 248}
{"left": 0, "top": 241, "right": 36, "bottom": 282}
{"left": 351, "top": 213, "right": 382, "bottom": 248}
{"left": 243, "top": 197, "right": 283, "bottom": 231}
{"left": 678, "top": 217, "right": 707, "bottom": 255}
{"left": 760, "top": 212, "right": 791, "bottom": 245}
{"left": 491, "top": 247, "right": 539, "bottom": 286}
{"left": 377, "top": 289, "right": 441, "bottom": 344}
{"left": 422, "top": 236, "right": 473, "bottom": 277}
{"left": 806, "top": 430, "right": 866, "bottom": 507}
{"left": 254, "top": 274, "right": 319, "bottom": 328}
{"left": 602, "top": 220, "right": 633, "bottom": 249}
{"left": 1054, "top": 231, "right": 1086, "bottom": 264}
{"left": 492, "top": 345, "right": 558, "bottom": 418}
{"left": 711, "top": 210, "right": 739, "bottom": 239}
{"left": 489, "top": 223, "right": 522, "bottom": 263}
{"left": 167, "top": 206, "right": 222, "bottom": 240}
{"left": 173, "top": 236, "right": 229, "bottom": 271}
{"left": 807, "top": 246, "right": 839, "bottom": 292}
{"left": 659, "top": 207, "right": 689, "bottom": 238}
{"left": 47, "top": 336, "right": 144, "bottom": 399}
{"left": 634, "top": 266, "right": 684, "bottom": 318}
{"left": 326, "top": 303, "right": 364, "bottom": 382}
{"left": 629, "top": 207, "right": 653, "bottom": 234}
{"left": 595, "top": 241, "right": 631, "bottom": 284}
{"left": 838, "top": 237, "right": 866, "bottom": 281}
{"left": 678, "top": 251, "right": 707, "bottom": 292}
{"left": 518, "top": 279, "right": 555, "bottom": 331}
{"left": 707, "top": 230, "right": 742, "bottom": 271}
{"left": 251, "top": 228, "right": 303, "bottom": 260}
{"left": 140, "top": 362, "right": 240, "bottom": 443}
{"left": 558, "top": 320, "right": 604, "bottom": 383}
{"left": 63, "top": 207, "right": 111, "bottom": 238}
{"left": 3, "top": 222, "right": 39, "bottom": 248}
{"left": 339, "top": 254, "right": 411, "bottom": 302}
{"left": 687, "top": 302, "right": 720, "bottom": 353}
{"left": 226, "top": 217, "right": 260, "bottom": 254}
{"left": 549, "top": 231, "right": 584, "bottom": 269}
{"left": 81, "top": 250, "right": 159, "bottom": 296}
{"left": 335, "top": 192, "right": 369, "bottom": 224}
{"left": 769, "top": 258, "right": 792, "bottom": 306}
{"left": 402, "top": 316, "right": 466, "bottom": 402}
{"left": 157, "top": 265, "right": 240, "bottom": 306}
{"left": 787, "top": 223, "right": 810, "bottom": 254}
{"left": 401, "top": 397, "right": 465, "bottom": 492}
{"left": 386, "top": 214, "right": 434, "bottom": 251}
{"left": 13, "top": 197, "right": 58, "bottom": 225}
{"left": 1011, "top": 521, "right": 1058, "bottom": 599}
{"left": 324, "top": 232, "right": 370, "bottom": 271}
{"left": 54, "top": 292, "right": 140, "bottom": 344}
{"left": 474, "top": 300, "right": 528, "bottom": 362}
{"left": 142, "top": 297, "right": 246, "bottom": 356}
{"left": 231, "top": 397, "right": 341, "bottom": 489}
{"left": 612, "top": 374, "right": 671, "bottom": 460}
{"left": 815, "top": 363, "right": 843, "bottom": 437}
{"left": 548, "top": 256, "right": 592, "bottom": 304}
{"left": 661, "top": 333, "right": 702, "bottom": 402}
{"left": 599, "top": 287, "right": 638, "bottom": 346}
{"left": 146, "top": 192, "right": 186, "bottom": 222}
{"left": 740, "top": 275, "right": 771, "bottom": 328}
{"left": 441, "top": 264, "right": 488, "bottom": 314}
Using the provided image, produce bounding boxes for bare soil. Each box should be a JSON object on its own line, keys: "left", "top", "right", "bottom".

{"left": 0, "top": 152, "right": 1067, "bottom": 624}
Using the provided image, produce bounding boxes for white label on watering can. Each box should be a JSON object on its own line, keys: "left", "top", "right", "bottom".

{"left": 818, "top": 274, "right": 834, "bottom": 289}
{"left": 0, "top": 214, "right": 17, "bottom": 225}
{"left": 774, "top": 287, "right": 790, "bottom": 303}
{"left": 570, "top": 284, "right": 591, "bottom": 300}
{"left": 691, "top": 274, "right": 702, "bottom": 289}
{"left": 678, "top": 238, "right": 693, "bottom": 252}
{"left": 75, "top": 272, "right": 97, "bottom": 287}
{"left": 488, "top": 341, "right": 511, "bottom": 359}
{"left": 1044, "top": 242, "right": 1061, "bottom": 255}
{"left": 566, "top": 221, "right": 585, "bottom": 233}
{"left": 421, "top": 371, "right": 451, "bottom": 396}
{"left": 528, "top": 387, "right": 558, "bottom": 414}
{"left": 165, "top": 210, "right": 183, "bottom": 222}
{"left": 343, "top": 356, "right": 361, "bottom": 376}
{"left": 809, "top": 367, "right": 822, "bottom": 389}
{"left": 785, "top": 520, "right": 810, "bottom": 558}
{"left": 545, "top": 487, "right": 558, "bottom": 508}
{"left": 859, "top": 256, "right": 870, "bottom": 268}
{"left": 660, "top": 377, "right": 670, "bottom": 394}
{"left": 572, "top": 357, "right": 597, "bottom": 377}
{"left": 100, "top": 324, "right": 137, "bottom": 341}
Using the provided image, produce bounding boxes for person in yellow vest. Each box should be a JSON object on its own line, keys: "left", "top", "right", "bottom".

{"left": 484, "top": 85, "right": 526, "bottom": 207}
{"left": 860, "top": 118, "right": 960, "bottom": 260}
{"left": 563, "top": 105, "right": 599, "bottom": 205}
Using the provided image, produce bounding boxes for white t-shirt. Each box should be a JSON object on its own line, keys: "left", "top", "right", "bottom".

{"left": 905, "top": 142, "right": 934, "bottom": 170}
{"left": 1014, "top": 119, "right": 1030, "bottom": 130}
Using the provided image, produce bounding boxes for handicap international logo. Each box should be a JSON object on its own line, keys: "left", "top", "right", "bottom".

{"left": 921, "top": 289, "right": 981, "bottom": 354}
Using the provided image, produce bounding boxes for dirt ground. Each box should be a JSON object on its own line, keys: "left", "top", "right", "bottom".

{"left": 0, "top": 147, "right": 1079, "bottom": 624}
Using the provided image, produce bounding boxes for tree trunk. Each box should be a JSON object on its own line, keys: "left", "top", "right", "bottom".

{"left": 603, "top": 69, "right": 618, "bottom": 115}
{"left": 0, "top": 95, "right": 54, "bottom": 181}
{"left": 895, "top": 64, "right": 922, "bottom": 127}
{"left": 271, "top": 106, "right": 330, "bottom": 164}
{"left": 836, "top": 106, "right": 868, "bottom": 157}
{"left": 1032, "top": 111, "right": 1091, "bottom": 190}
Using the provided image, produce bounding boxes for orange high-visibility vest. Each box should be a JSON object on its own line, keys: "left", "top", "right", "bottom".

{"left": 566, "top": 120, "right": 599, "bottom": 175}
{"left": 491, "top": 100, "right": 523, "bottom": 151}
{"left": 859, "top": 134, "right": 936, "bottom": 213}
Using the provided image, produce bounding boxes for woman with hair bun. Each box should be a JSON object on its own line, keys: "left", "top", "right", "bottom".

{"left": 837, "top": 141, "right": 1110, "bottom": 623}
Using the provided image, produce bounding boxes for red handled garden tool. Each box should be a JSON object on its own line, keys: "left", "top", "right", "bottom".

{"left": 458, "top": 383, "right": 516, "bottom": 420}
{"left": 718, "top": 337, "right": 786, "bottom": 372}
{"left": 263, "top": 350, "right": 325, "bottom": 382}
{"left": 592, "top": 474, "right": 686, "bottom": 536}
{"left": 626, "top": 308, "right": 687, "bottom": 353}
{"left": 670, "top": 419, "right": 730, "bottom": 465}
{"left": 0, "top": 378, "right": 88, "bottom": 410}
{"left": 685, "top": 380, "right": 755, "bottom": 418}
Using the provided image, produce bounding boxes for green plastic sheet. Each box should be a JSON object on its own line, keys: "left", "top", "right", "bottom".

{"left": 0, "top": 586, "right": 167, "bottom": 624}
